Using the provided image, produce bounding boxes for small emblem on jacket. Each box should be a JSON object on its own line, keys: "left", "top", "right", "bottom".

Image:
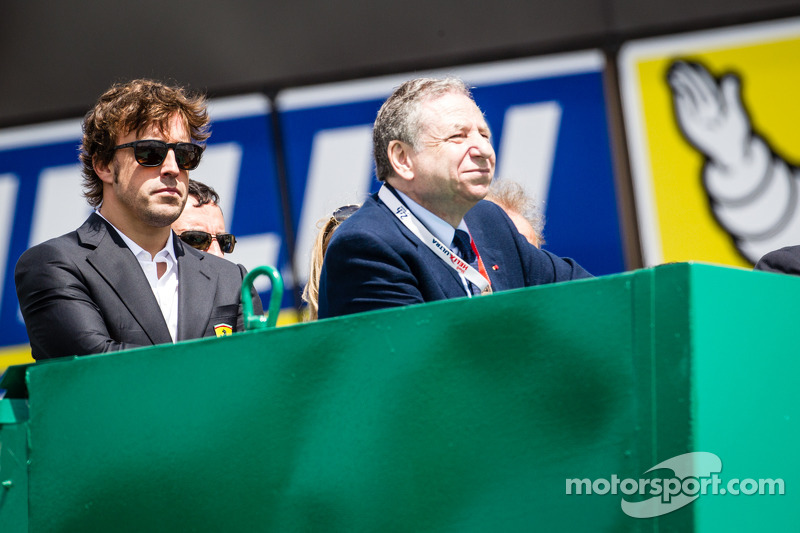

{"left": 214, "top": 323, "right": 233, "bottom": 337}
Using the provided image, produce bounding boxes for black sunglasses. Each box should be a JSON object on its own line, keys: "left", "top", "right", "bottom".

{"left": 178, "top": 231, "right": 236, "bottom": 253}
{"left": 333, "top": 204, "right": 359, "bottom": 222}
{"left": 114, "top": 140, "right": 204, "bottom": 170}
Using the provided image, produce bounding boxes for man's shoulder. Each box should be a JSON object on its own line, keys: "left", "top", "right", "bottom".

{"left": 331, "top": 194, "right": 412, "bottom": 247}
{"left": 343, "top": 194, "right": 387, "bottom": 223}
{"left": 464, "top": 199, "right": 516, "bottom": 239}
{"left": 24, "top": 212, "right": 111, "bottom": 251}
{"left": 755, "top": 245, "right": 800, "bottom": 275}
{"left": 466, "top": 199, "right": 509, "bottom": 220}
{"left": 17, "top": 227, "right": 84, "bottom": 265}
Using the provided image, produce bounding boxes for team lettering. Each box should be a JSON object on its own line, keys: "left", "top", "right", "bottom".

{"left": 432, "top": 238, "right": 450, "bottom": 256}
{"left": 431, "top": 237, "right": 469, "bottom": 272}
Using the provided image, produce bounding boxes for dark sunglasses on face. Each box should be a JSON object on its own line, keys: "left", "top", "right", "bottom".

{"left": 178, "top": 231, "right": 236, "bottom": 253}
{"left": 332, "top": 204, "right": 359, "bottom": 222}
{"left": 113, "top": 139, "right": 204, "bottom": 170}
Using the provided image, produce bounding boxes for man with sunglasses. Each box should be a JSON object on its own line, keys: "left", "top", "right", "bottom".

{"left": 15, "top": 79, "right": 262, "bottom": 360}
{"left": 317, "top": 77, "right": 591, "bottom": 319}
{"left": 172, "top": 180, "right": 236, "bottom": 259}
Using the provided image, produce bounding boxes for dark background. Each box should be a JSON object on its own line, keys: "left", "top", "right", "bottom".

{"left": 2, "top": 0, "right": 799, "bottom": 127}
{"left": 2, "top": 1, "right": 800, "bottom": 271}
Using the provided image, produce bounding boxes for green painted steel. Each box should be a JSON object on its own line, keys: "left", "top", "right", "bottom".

{"left": 688, "top": 266, "right": 799, "bottom": 531}
{"left": 0, "top": 263, "right": 797, "bottom": 531}
{"left": 0, "top": 400, "right": 29, "bottom": 531}
{"left": 241, "top": 265, "right": 284, "bottom": 330}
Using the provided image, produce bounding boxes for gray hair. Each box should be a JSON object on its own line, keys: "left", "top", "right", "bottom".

{"left": 373, "top": 77, "right": 474, "bottom": 181}
{"left": 485, "top": 179, "right": 545, "bottom": 244}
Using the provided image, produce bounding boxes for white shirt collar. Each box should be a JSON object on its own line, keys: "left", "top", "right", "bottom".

{"left": 95, "top": 210, "right": 177, "bottom": 263}
{"left": 393, "top": 190, "right": 469, "bottom": 247}
{"left": 95, "top": 210, "right": 180, "bottom": 342}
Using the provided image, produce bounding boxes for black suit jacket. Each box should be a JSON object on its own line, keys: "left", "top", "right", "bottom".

{"left": 754, "top": 245, "right": 800, "bottom": 276}
{"left": 15, "top": 213, "right": 262, "bottom": 360}
{"left": 318, "top": 190, "right": 592, "bottom": 319}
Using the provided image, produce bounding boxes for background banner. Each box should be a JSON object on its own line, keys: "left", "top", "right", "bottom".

{"left": 279, "top": 50, "right": 624, "bottom": 289}
{"left": 620, "top": 17, "right": 800, "bottom": 267}
{"left": 0, "top": 50, "right": 623, "bottom": 367}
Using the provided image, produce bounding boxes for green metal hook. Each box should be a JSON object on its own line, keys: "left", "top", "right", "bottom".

{"left": 241, "top": 265, "right": 284, "bottom": 330}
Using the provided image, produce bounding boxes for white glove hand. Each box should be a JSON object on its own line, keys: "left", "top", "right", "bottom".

{"left": 668, "top": 60, "right": 750, "bottom": 169}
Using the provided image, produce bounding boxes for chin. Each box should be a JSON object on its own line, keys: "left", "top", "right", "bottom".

{"left": 146, "top": 208, "right": 183, "bottom": 228}
{"left": 473, "top": 184, "right": 491, "bottom": 199}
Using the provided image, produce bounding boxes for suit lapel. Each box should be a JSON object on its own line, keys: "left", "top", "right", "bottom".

{"left": 81, "top": 214, "right": 173, "bottom": 345}
{"left": 465, "top": 202, "right": 513, "bottom": 289}
{"left": 465, "top": 222, "right": 500, "bottom": 287}
{"left": 375, "top": 191, "right": 466, "bottom": 294}
{"left": 174, "top": 235, "right": 216, "bottom": 341}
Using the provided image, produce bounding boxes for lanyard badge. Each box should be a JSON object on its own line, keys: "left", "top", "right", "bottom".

{"left": 378, "top": 186, "right": 492, "bottom": 296}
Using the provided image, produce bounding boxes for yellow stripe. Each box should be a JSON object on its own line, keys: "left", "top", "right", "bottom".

{"left": 0, "top": 308, "right": 300, "bottom": 375}
{"left": 276, "top": 308, "right": 301, "bottom": 326}
{"left": 0, "top": 344, "right": 34, "bottom": 376}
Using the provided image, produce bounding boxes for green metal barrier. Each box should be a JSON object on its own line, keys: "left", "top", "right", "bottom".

{"left": 241, "top": 264, "right": 283, "bottom": 330}
{"left": 0, "top": 263, "right": 797, "bottom": 531}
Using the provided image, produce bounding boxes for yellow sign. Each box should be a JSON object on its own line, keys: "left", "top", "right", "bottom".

{"left": 620, "top": 18, "right": 800, "bottom": 267}
{"left": 0, "top": 344, "right": 34, "bottom": 376}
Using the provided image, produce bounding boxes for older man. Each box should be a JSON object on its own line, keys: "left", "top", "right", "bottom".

{"left": 317, "top": 77, "right": 590, "bottom": 318}
{"left": 485, "top": 179, "right": 545, "bottom": 248}
{"left": 15, "top": 79, "right": 261, "bottom": 359}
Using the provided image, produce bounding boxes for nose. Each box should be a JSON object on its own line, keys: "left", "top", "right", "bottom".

{"left": 207, "top": 238, "right": 225, "bottom": 258}
{"left": 160, "top": 147, "right": 181, "bottom": 176}
{"left": 469, "top": 133, "right": 495, "bottom": 161}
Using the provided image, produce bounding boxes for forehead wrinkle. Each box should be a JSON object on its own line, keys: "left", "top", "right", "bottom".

{"left": 418, "top": 121, "right": 447, "bottom": 145}
{"left": 417, "top": 92, "right": 492, "bottom": 144}
{"left": 439, "top": 116, "right": 493, "bottom": 140}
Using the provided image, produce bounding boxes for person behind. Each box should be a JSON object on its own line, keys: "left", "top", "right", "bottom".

{"left": 317, "top": 77, "right": 591, "bottom": 319}
{"left": 172, "top": 179, "right": 236, "bottom": 259}
{"left": 484, "top": 179, "right": 544, "bottom": 248}
{"left": 15, "top": 79, "right": 262, "bottom": 360}
{"left": 301, "top": 204, "right": 360, "bottom": 321}
{"left": 754, "top": 247, "right": 800, "bottom": 276}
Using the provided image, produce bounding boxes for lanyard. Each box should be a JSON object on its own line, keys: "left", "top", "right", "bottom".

{"left": 378, "top": 185, "right": 491, "bottom": 295}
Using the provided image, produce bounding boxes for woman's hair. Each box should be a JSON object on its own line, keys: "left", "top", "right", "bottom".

{"left": 302, "top": 204, "right": 360, "bottom": 321}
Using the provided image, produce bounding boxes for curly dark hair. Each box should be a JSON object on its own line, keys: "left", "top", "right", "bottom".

{"left": 187, "top": 179, "right": 220, "bottom": 206}
{"left": 80, "top": 79, "right": 211, "bottom": 207}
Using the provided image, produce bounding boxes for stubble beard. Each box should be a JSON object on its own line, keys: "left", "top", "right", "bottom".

{"left": 141, "top": 202, "right": 184, "bottom": 228}
{"left": 114, "top": 167, "right": 187, "bottom": 228}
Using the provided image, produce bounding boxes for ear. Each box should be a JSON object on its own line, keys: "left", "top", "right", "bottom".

{"left": 387, "top": 140, "right": 415, "bottom": 181}
{"left": 93, "top": 154, "right": 114, "bottom": 184}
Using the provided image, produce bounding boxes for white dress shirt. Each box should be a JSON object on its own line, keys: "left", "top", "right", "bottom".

{"left": 96, "top": 213, "right": 179, "bottom": 341}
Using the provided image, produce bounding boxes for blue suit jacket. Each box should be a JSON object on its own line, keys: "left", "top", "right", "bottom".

{"left": 318, "top": 190, "right": 592, "bottom": 319}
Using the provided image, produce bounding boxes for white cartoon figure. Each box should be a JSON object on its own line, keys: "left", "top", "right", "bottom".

{"left": 667, "top": 60, "right": 800, "bottom": 264}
